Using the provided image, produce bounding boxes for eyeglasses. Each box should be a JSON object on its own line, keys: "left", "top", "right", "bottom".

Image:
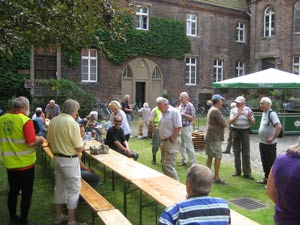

{"left": 115, "top": 120, "right": 122, "bottom": 123}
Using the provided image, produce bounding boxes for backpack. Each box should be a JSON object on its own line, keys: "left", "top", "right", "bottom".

{"left": 267, "top": 110, "right": 283, "bottom": 138}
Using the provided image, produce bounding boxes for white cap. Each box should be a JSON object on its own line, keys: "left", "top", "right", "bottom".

{"left": 234, "top": 96, "right": 245, "bottom": 103}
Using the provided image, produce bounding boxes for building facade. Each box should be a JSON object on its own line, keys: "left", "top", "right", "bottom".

{"left": 25, "top": 0, "right": 300, "bottom": 108}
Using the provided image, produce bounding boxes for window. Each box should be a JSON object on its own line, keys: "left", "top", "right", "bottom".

{"left": 186, "top": 13, "right": 197, "bottom": 36}
{"left": 152, "top": 67, "right": 161, "bottom": 80}
{"left": 214, "top": 59, "right": 223, "bottom": 82}
{"left": 236, "top": 22, "right": 245, "bottom": 42}
{"left": 185, "top": 57, "right": 197, "bottom": 85}
{"left": 293, "top": 57, "right": 300, "bottom": 75}
{"left": 81, "top": 49, "right": 97, "bottom": 82}
{"left": 264, "top": 6, "right": 275, "bottom": 37}
{"left": 236, "top": 61, "right": 245, "bottom": 77}
{"left": 122, "top": 66, "right": 133, "bottom": 78}
{"left": 136, "top": 5, "right": 149, "bottom": 30}
{"left": 294, "top": 1, "right": 300, "bottom": 33}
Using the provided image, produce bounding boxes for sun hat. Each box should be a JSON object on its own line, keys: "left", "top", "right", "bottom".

{"left": 234, "top": 96, "right": 245, "bottom": 103}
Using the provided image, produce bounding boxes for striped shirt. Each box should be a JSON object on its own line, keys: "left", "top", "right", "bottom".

{"left": 159, "top": 196, "right": 230, "bottom": 225}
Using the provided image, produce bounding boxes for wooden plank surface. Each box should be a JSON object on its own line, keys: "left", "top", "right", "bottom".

{"left": 132, "top": 176, "right": 187, "bottom": 208}
{"left": 97, "top": 209, "right": 132, "bottom": 225}
{"left": 230, "top": 210, "right": 260, "bottom": 225}
{"left": 80, "top": 179, "right": 115, "bottom": 212}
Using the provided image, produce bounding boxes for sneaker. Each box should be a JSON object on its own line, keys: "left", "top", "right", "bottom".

{"left": 243, "top": 174, "right": 254, "bottom": 180}
{"left": 68, "top": 221, "right": 87, "bottom": 225}
{"left": 178, "top": 162, "right": 187, "bottom": 166}
{"left": 54, "top": 214, "right": 68, "bottom": 225}
{"left": 232, "top": 172, "right": 241, "bottom": 176}
{"left": 256, "top": 178, "right": 267, "bottom": 184}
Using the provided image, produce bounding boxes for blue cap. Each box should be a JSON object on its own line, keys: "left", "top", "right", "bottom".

{"left": 211, "top": 94, "right": 225, "bottom": 103}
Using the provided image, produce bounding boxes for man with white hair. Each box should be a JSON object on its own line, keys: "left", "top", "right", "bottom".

{"left": 157, "top": 97, "right": 182, "bottom": 180}
{"left": 178, "top": 92, "right": 196, "bottom": 166}
{"left": 45, "top": 99, "right": 61, "bottom": 120}
{"left": 257, "top": 97, "right": 282, "bottom": 185}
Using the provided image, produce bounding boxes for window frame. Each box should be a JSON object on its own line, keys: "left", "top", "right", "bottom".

{"left": 264, "top": 6, "right": 275, "bottom": 37}
{"left": 293, "top": 56, "right": 300, "bottom": 75}
{"left": 236, "top": 22, "right": 246, "bottom": 42}
{"left": 185, "top": 57, "right": 197, "bottom": 85}
{"left": 81, "top": 49, "right": 98, "bottom": 83}
{"left": 214, "top": 59, "right": 224, "bottom": 82}
{"left": 186, "top": 13, "right": 197, "bottom": 37}
{"left": 294, "top": 1, "right": 300, "bottom": 33}
{"left": 236, "top": 61, "right": 245, "bottom": 77}
{"left": 136, "top": 5, "right": 149, "bottom": 30}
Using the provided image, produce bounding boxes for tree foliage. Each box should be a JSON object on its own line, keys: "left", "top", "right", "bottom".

{"left": 0, "top": 0, "right": 132, "bottom": 56}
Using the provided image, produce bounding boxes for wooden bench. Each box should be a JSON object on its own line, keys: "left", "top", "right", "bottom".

{"left": 80, "top": 179, "right": 132, "bottom": 225}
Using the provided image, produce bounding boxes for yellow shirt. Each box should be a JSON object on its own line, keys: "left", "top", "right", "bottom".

{"left": 47, "top": 113, "right": 82, "bottom": 155}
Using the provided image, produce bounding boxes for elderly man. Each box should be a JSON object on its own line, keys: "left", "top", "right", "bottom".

{"left": 47, "top": 99, "right": 86, "bottom": 225}
{"left": 178, "top": 92, "right": 196, "bottom": 166}
{"left": 205, "top": 94, "right": 227, "bottom": 184}
{"left": 159, "top": 164, "right": 230, "bottom": 225}
{"left": 121, "top": 94, "right": 133, "bottom": 125}
{"left": 0, "top": 96, "right": 45, "bottom": 225}
{"left": 157, "top": 97, "right": 182, "bottom": 180}
{"left": 257, "top": 97, "right": 282, "bottom": 185}
{"left": 105, "top": 115, "right": 139, "bottom": 160}
{"left": 230, "top": 96, "right": 255, "bottom": 179}
{"left": 45, "top": 99, "right": 61, "bottom": 120}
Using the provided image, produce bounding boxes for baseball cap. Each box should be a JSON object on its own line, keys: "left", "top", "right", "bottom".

{"left": 211, "top": 94, "right": 225, "bottom": 103}
{"left": 234, "top": 96, "right": 245, "bottom": 103}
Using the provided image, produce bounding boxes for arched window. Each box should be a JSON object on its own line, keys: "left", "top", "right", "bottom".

{"left": 122, "top": 65, "right": 133, "bottom": 78}
{"left": 294, "top": 1, "right": 300, "bottom": 33}
{"left": 264, "top": 6, "right": 275, "bottom": 37}
{"left": 152, "top": 67, "right": 161, "bottom": 80}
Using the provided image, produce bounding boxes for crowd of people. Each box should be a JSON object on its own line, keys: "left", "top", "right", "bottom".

{"left": 1, "top": 92, "right": 299, "bottom": 225}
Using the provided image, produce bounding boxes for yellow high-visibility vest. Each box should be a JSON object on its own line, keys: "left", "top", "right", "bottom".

{"left": 0, "top": 113, "right": 36, "bottom": 169}
{"left": 153, "top": 108, "right": 161, "bottom": 128}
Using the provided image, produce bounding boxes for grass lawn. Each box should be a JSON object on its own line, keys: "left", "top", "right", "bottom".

{"left": 0, "top": 117, "right": 274, "bottom": 225}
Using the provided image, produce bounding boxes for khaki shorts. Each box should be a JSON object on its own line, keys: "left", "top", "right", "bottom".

{"left": 206, "top": 140, "right": 222, "bottom": 159}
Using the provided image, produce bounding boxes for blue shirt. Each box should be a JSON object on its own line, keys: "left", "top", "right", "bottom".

{"left": 33, "top": 117, "right": 46, "bottom": 137}
{"left": 159, "top": 196, "right": 230, "bottom": 225}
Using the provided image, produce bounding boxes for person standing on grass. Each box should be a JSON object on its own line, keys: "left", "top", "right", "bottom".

{"left": 159, "top": 164, "right": 230, "bottom": 225}
{"left": 257, "top": 97, "right": 281, "bottom": 185}
{"left": 230, "top": 96, "right": 255, "bottom": 180}
{"left": 0, "top": 96, "right": 45, "bottom": 225}
{"left": 47, "top": 99, "right": 87, "bottom": 225}
{"left": 149, "top": 106, "right": 161, "bottom": 165}
{"left": 138, "top": 102, "right": 151, "bottom": 139}
{"left": 205, "top": 94, "right": 227, "bottom": 184}
{"left": 223, "top": 102, "right": 236, "bottom": 154}
{"left": 178, "top": 91, "right": 196, "bottom": 166}
{"left": 121, "top": 94, "right": 133, "bottom": 125}
{"left": 157, "top": 97, "right": 182, "bottom": 181}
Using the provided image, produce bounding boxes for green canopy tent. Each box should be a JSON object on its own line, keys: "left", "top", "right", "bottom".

{"left": 212, "top": 68, "right": 300, "bottom": 89}
{"left": 212, "top": 68, "right": 300, "bottom": 136}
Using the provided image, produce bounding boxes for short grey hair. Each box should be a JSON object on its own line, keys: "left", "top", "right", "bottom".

{"left": 62, "top": 99, "right": 80, "bottom": 115}
{"left": 143, "top": 102, "right": 149, "bottom": 108}
{"left": 12, "top": 96, "right": 30, "bottom": 110}
{"left": 186, "top": 164, "right": 213, "bottom": 195}
{"left": 180, "top": 92, "right": 189, "bottom": 98}
{"left": 260, "top": 97, "right": 272, "bottom": 106}
{"left": 156, "top": 97, "right": 169, "bottom": 104}
{"left": 88, "top": 111, "right": 98, "bottom": 121}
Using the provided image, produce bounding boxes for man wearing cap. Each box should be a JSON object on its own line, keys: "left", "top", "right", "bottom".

{"left": 230, "top": 96, "right": 255, "bottom": 179}
{"left": 205, "top": 94, "right": 227, "bottom": 184}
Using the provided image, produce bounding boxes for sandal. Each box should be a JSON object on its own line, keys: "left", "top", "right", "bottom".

{"left": 213, "top": 178, "right": 226, "bottom": 185}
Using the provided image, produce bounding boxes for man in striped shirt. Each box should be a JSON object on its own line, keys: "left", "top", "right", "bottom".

{"left": 159, "top": 164, "right": 230, "bottom": 225}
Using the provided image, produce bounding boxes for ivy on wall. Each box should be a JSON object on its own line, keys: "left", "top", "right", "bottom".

{"left": 0, "top": 46, "right": 31, "bottom": 109}
{"left": 98, "top": 16, "right": 191, "bottom": 64}
{"left": 65, "top": 16, "right": 191, "bottom": 66}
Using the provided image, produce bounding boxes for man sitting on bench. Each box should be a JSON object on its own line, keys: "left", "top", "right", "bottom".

{"left": 105, "top": 115, "right": 139, "bottom": 161}
{"left": 159, "top": 164, "right": 230, "bottom": 225}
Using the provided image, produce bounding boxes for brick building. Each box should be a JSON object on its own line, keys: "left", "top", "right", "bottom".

{"left": 25, "top": 0, "right": 300, "bottom": 108}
